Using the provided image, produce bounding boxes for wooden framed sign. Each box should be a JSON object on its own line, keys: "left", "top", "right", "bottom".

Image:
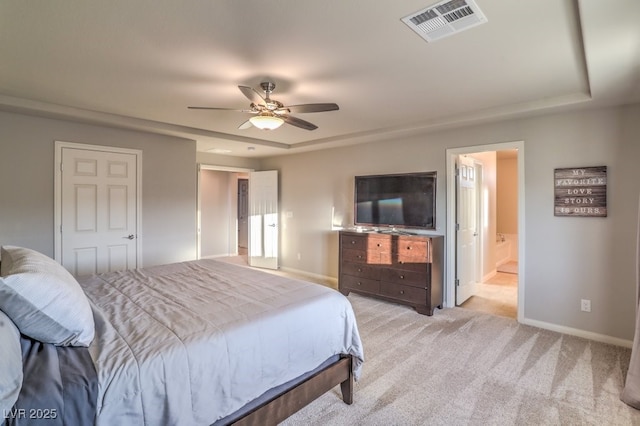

{"left": 554, "top": 166, "right": 607, "bottom": 217}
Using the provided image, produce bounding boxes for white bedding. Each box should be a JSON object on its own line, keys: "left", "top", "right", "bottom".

{"left": 78, "top": 259, "right": 364, "bottom": 425}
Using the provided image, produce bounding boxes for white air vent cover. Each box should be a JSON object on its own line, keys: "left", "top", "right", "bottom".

{"left": 402, "top": 0, "right": 487, "bottom": 42}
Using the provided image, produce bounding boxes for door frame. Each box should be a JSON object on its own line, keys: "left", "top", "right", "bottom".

{"left": 237, "top": 178, "right": 249, "bottom": 250}
{"left": 197, "top": 164, "right": 253, "bottom": 259}
{"left": 446, "top": 140, "right": 525, "bottom": 322}
{"left": 54, "top": 141, "right": 143, "bottom": 267}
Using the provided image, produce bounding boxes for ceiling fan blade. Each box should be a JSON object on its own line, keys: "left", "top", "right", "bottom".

{"left": 238, "top": 85, "right": 266, "bottom": 106}
{"left": 283, "top": 115, "right": 318, "bottom": 131}
{"left": 238, "top": 120, "right": 253, "bottom": 130}
{"left": 285, "top": 103, "right": 339, "bottom": 113}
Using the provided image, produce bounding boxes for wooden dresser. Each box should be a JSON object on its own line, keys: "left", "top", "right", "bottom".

{"left": 338, "top": 230, "right": 443, "bottom": 315}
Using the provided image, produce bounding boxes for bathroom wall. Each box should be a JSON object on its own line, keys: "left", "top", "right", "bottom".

{"left": 497, "top": 153, "right": 519, "bottom": 262}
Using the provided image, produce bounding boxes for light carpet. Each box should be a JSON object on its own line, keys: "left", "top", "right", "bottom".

{"left": 282, "top": 294, "right": 640, "bottom": 425}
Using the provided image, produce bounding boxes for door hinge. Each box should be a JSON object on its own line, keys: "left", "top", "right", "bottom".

{"left": 455, "top": 223, "right": 460, "bottom": 231}
{"left": 455, "top": 279, "right": 460, "bottom": 287}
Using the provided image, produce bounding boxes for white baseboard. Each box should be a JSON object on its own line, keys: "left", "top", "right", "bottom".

{"left": 200, "top": 253, "right": 236, "bottom": 259}
{"left": 520, "top": 317, "right": 632, "bottom": 348}
{"left": 279, "top": 266, "right": 338, "bottom": 287}
{"left": 482, "top": 269, "right": 497, "bottom": 282}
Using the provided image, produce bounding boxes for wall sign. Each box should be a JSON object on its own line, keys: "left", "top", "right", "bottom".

{"left": 554, "top": 166, "right": 607, "bottom": 217}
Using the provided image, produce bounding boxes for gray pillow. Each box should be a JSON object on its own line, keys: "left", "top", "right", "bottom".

{"left": 0, "top": 309, "right": 23, "bottom": 415}
{"left": 0, "top": 246, "right": 95, "bottom": 347}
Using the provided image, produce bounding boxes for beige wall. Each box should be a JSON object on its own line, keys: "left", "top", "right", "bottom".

{"left": 497, "top": 155, "right": 518, "bottom": 235}
{"left": 197, "top": 151, "right": 259, "bottom": 170}
{"left": 0, "top": 110, "right": 197, "bottom": 267}
{"left": 260, "top": 103, "right": 640, "bottom": 341}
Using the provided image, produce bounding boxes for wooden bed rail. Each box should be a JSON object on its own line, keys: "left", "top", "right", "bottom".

{"left": 232, "top": 355, "right": 354, "bottom": 426}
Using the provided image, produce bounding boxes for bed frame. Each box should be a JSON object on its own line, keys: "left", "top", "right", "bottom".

{"left": 231, "top": 355, "right": 354, "bottom": 425}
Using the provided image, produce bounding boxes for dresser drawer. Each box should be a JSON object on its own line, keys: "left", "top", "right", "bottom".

{"left": 340, "top": 274, "right": 380, "bottom": 294}
{"left": 395, "top": 238, "right": 430, "bottom": 263}
{"left": 342, "top": 248, "right": 370, "bottom": 264}
{"left": 340, "top": 234, "right": 368, "bottom": 251}
{"left": 342, "top": 261, "right": 380, "bottom": 279}
{"left": 393, "top": 260, "right": 431, "bottom": 275}
{"left": 340, "top": 233, "right": 392, "bottom": 253}
{"left": 367, "top": 235, "right": 391, "bottom": 253}
{"left": 381, "top": 267, "right": 428, "bottom": 288}
{"left": 379, "top": 281, "right": 427, "bottom": 305}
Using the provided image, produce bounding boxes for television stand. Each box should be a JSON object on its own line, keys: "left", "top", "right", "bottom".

{"left": 338, "top": 230, "right": 443, "bottom": 315}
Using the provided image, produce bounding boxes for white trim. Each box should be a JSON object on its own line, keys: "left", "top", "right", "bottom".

{"left": 200, "top": 254, "right": 233, "bottom": 259}
{"left": 521, "top": 318, "right": 632, "bottom": 348}
{"left": 199, "top": 164, "right": 254, "bottom": 173}
{"left": 54, "top": 141, "right": 143, "bottom": 268}
{"left": 482, "top": 269, "right": 497, "bottom": 283}
{"left": 279, "top": 266, "right": 338, "bottom": 288}
{"left": 196, "top": 167, "right": 202, "bottom": 259}
{"left": 446, "top": 141, "right": 525, "bottom": 323}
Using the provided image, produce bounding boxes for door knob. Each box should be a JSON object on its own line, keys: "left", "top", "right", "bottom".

{"left": 123, "top": 234, "right": 134, "bottom": 240}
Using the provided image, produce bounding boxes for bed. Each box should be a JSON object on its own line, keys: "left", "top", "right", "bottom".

{"left": 0, "top": 246, "right": 364, "bottom": 425}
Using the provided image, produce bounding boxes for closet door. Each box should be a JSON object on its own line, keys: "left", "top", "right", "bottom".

{"left": 56, "top": 143, "right": 141, "bottom": 276}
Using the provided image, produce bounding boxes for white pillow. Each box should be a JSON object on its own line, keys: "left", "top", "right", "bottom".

{"left": 0, "top": 309, "right": 23, "bottom": 415}
{"left": 0, "top": 246, "right": 95, "bottom": 347}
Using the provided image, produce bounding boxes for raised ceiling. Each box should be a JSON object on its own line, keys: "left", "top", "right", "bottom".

{"left": 0, "top": 0, "right": 638, "bottom": 157}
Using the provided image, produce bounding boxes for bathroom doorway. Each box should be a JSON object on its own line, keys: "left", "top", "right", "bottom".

{"left": 462, "top": 149, "right": 519, "bottom": 318}
{"left": 446, "top": 142, "right": 524, "bottom": 321}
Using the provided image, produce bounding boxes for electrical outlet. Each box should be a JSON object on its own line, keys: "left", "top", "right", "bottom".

{"left": 581, "top": 299, "right": 591, "bottom": 312}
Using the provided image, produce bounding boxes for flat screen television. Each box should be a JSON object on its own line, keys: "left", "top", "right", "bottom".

{"left": 354, "top": 171, "right": 436, "bottom": 230}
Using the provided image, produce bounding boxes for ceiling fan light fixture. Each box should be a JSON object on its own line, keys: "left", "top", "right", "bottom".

{"left": 249, "top": 113, "right": 284, "bottom": 130}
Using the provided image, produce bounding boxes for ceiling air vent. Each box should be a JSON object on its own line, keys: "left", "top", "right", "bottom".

{"left": 401, "top": 0, "right": 487, "bottom": 42}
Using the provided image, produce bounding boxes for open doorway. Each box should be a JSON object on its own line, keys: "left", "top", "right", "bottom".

{"left": 198, "top": 166, "right": 279, "bottom": 271}
{"left": 197, "top": 165, "right": 251, "bottom": 261}
{"left": 446, "top": 141, "right": 525, "bottom": 322}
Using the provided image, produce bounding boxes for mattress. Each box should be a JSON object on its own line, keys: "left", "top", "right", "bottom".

{"left": 77, "top": 259, "right": 364, "bottom": 425}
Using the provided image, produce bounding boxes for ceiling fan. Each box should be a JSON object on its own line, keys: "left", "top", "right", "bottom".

{"left": 188, "top": 81, "right": 339, "bottom": 131}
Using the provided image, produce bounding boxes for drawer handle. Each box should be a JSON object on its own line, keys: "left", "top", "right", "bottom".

{"left": 351, "top": 240, "right": 356, "bottom": 244}
{"left": 357, "top": 282, "right": 362, "bottom": 286}
{"left": 399, "top": 275, "right": 405, "bottom": 279}
{"left": 377, "top": 243, "right": 381, "bottom": 247}
{"left": 358, "top": 268, "right": 363, "bottom": 272}
{"left": 357, "top": 255, "right": 363, "bottom": 259}
{"left": 399, "top": 290, "right": 405, "bottom": 295}
{"left": 407, "top": 246, "right": 412, "bottom": 250}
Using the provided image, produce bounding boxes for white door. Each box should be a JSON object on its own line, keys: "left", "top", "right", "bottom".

{"left": 60, "top": 147, "right": 139, "bottom": 276}
{"left": 248, "top": 170, "right": 278, "bottom": 269}
{"left": 456, "top": 155, "right": 478, "bottom": 305}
